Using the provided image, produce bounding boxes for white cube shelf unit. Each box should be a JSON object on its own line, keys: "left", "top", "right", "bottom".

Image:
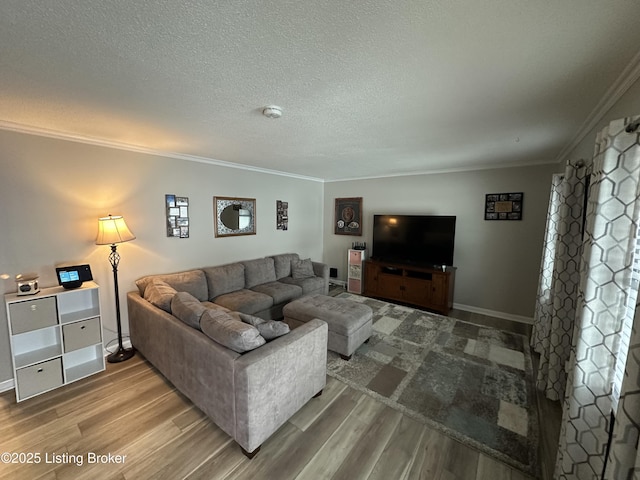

{"left": 347, "top": 249, "right": 366, "bottom": 294}
{"left": 5, "top": 281, "right": 105, "bottom": 402}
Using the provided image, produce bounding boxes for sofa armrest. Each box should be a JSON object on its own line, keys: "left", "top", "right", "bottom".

{"left": 312, "top": 261, "right": 330, "bottom": 295}
{"left": 127, "top": 292, "right": 240, "bottom": 438}
{"left": 233, "top": 318, "right": 328, "bottom": 453}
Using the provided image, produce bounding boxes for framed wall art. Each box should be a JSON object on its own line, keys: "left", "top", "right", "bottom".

{"left": 276, "top": 200, "right": 288, "bottom": 230}
{"left": 334, "top": 197, "right": 363, "bottom": 235}
{"left": 485, "top": 192, "right": 523, "bottom": 220}
{"left": 166, "top": 194, "right": 190, "bottom": 237}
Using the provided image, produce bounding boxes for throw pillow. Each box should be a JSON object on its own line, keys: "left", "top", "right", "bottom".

{"left": 238, "top": 313, "right": 290, "bottom": 340}
{"left": 271, "top": 253, "right": 298, "bottom": 279}
{"left": 291, "top": 258, "right": 315, "bottom": 279}
{"left": 200, "top": 309, "right": 266, "bottom": 353}
{"left": 144, "top": 279, "right": 177, "bottom": 312}
{"left": 171, "top": 291, "right": 207, "bottom": 330}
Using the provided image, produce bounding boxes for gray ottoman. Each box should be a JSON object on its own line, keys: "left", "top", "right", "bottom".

{"left": 283, "top": 294, "right": 373, "bottom": 360}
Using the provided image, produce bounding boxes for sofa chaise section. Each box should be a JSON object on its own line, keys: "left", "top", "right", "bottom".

{"left": 128, "top": 291, "right": 328, "bottom": 456}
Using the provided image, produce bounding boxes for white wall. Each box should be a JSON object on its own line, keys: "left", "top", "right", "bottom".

{"left": 323, "top": 163, "right": 557, "bottom": 319}
{"left": 0, "top": 130, "right": 324, "bottom": 382}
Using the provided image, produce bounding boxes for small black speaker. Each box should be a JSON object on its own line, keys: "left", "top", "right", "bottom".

{"left": 56, "top": 264, "right": 93, "bottom": 289}
{"left": 330, "top": 267, "right": 338, "bottom": 278}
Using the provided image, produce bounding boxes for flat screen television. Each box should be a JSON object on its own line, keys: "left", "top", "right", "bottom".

{"left": 372, "top": 214, "right": 456, "bottom": 267}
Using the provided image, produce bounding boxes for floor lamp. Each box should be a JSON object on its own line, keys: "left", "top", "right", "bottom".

{"left": 96, "top": 214, "right": 136, "bottom": 363}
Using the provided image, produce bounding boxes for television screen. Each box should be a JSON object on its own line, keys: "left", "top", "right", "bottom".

{"left": 59, "top": 270, "right": 80, "bottom": 283}
{"left": 372, "top": 215, "right": 456, "bottom": 267}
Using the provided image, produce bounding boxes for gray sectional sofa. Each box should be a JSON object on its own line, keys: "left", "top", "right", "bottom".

{"left": 134, "top": 253, "right": 328, "bottom": 320}
{"left": 127, "top": 253, "right": 330, "bottom": 457}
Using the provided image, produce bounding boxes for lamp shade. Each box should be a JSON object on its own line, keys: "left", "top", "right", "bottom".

{"left": 96, "top": 215, "right": 136, "bottom": 245}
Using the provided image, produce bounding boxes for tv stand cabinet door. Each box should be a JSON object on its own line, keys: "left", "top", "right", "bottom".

{"left": 402, "top": 276, "right": 432, "bottom": 307}
{"left": 364, "top": 262, "right": 379, "bottom": 296}
{"left": 429, "top": 274, "right": 447, "bottom": 310}
{"left": 378, "top": 274, "right": 404, "bottom": 303}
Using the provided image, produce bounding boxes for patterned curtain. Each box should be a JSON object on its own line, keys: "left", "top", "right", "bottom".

{"left": 556, "top": 116, "right": 640, "bottom": 479}
{"left": 605, "top": 225, "right": 640, "bottom": 479}
{"left": 531, "top": 174, "right": 563, "bottom": 349}
{"left": 531, "top": 161, "right": 590, "bottom": 401}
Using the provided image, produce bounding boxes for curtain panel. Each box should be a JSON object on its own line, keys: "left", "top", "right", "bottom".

{"left": 531, "top": 162, "right": 589, "bottom": 401}
{"left": 531, "top": 174, "right": 563, "bottom": 351}
{"left": 605, "top": 227, "right": 640, "bottom": 479}
{"left": 556, "top": 117, "right": 640, "bottom": 480}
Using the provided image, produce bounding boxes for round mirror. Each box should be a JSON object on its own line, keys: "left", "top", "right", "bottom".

{"left": 220, "top": 205, "right": 251, "bottom": 230}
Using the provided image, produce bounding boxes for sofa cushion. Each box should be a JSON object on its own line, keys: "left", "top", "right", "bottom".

{"left": 136, "top": 270, "right": 208, "bottom": 302}
{"left": 203, "top": 263, "right": 246, "bottom": 299}
{"left": 143, "top": 279, "right": 177, "bottom": 312}
{"left": 242, "top": 258, "right": 277, "bottom": 289}
{"left": 200, "top": 309, "right": 266, "bottom": 353}
{"left": 270, "top": 253, "right": 299, "bottom": 279}
{"left": 237, "top": 313, "right": 290, "bottom": 340}
{"left": 213, "top": 289, "right": 274, "bottom": 315}
{"left": 201, "top": 301, "right": 230, "bottom": 312}
{"left": 291, "top": 258, "right": 315, "bottom": 279}
{"left": 171, "top": 292, "right": 207, "bottom": 330}
{"left": 279, "top": 275, "right": 326, "bottom": 295}
{"left": 251, "top": 281, "right": 303, "bottom": 304}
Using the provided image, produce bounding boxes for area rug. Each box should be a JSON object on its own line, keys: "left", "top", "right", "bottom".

{"left": 327, "top": 293, "right": 539, "bottom": 476}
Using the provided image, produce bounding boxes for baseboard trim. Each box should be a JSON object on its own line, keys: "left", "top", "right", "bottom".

{"left": 0, "top": 378, "right": 15, "bottom": 394}
{"left": 453, "top": 303, "right": 533, "bottom": 325}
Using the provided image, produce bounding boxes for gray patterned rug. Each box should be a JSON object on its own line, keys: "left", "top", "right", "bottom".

{"left": 327, "top": 293, "right": 539, "bottom": 476}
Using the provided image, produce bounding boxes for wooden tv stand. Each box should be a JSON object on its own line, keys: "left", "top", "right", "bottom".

{"left": 363, "top": 260, "right": 456, "bottom": 315}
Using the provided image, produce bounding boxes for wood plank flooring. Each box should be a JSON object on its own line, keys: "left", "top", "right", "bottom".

{"left": 0, "top": 354, "right": 537, "bottom": 480}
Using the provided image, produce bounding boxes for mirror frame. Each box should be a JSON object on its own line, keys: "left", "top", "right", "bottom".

{"left": 213, "top": 196, "right": 256, "bottom": 237}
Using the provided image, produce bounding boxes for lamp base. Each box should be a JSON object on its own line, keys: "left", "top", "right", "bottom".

{"left": 107, "top": 346, "right": 136, "bottom": 363}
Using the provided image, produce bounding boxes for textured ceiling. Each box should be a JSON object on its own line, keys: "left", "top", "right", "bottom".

{"left": 1, "top": 1, "right": 640, "bottom": 181}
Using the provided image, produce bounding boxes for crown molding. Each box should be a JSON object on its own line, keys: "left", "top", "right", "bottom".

{"left": 324, "top": 158, "right": 557, "bottom": 183}
{"left": 555, "top": 48, "right": 640, "bottom": 164}
{"left": 0, "top": 121, "right": 324, "bottom": 183}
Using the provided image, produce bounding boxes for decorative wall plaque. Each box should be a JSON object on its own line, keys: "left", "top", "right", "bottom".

{"left": 335, "top": 197, "right": 363, "bottom": 235}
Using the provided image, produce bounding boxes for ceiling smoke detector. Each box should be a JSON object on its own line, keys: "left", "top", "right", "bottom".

{"left": 262, "top": 105, "right": 283, "bottom": 119}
